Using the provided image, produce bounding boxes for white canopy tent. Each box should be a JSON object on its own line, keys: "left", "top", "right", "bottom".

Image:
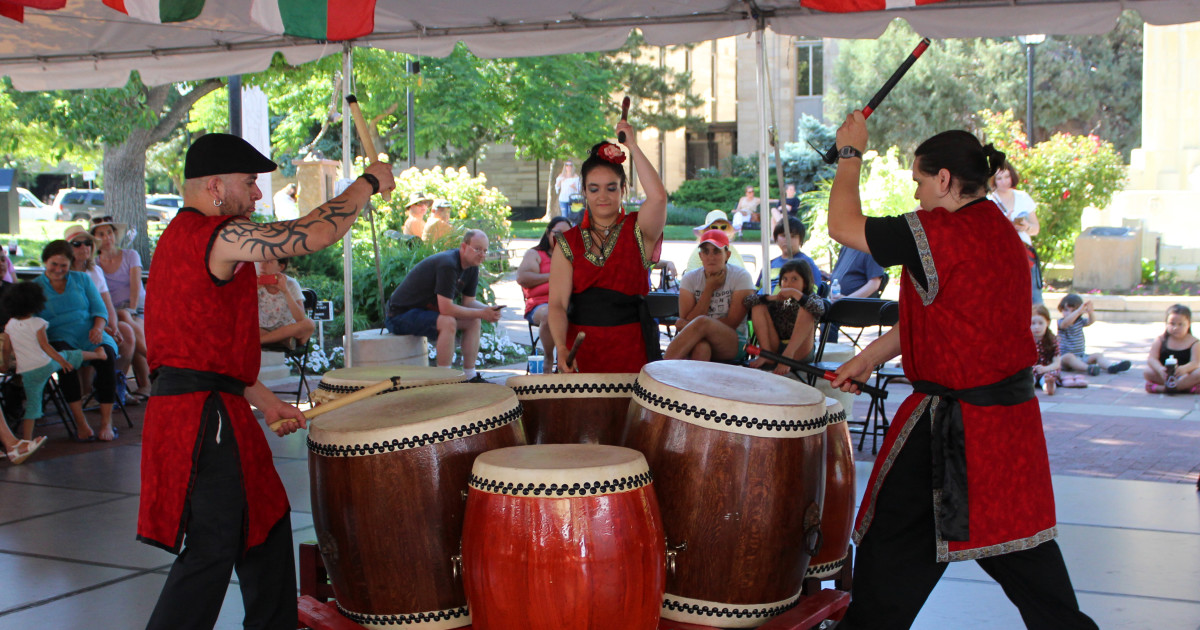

{"left": 4, "top": 0, "right": 1197, "bottom": 364}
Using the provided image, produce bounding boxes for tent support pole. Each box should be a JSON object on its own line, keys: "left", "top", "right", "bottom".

{"left": 755, "top": 28, "right": 773, "bottom": 291}
{"left": 341, "top": 43, "right": 355, "bottom": 367}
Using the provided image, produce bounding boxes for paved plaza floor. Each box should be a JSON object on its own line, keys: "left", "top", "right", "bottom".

{"left": 1, "top": 242, "right": 1198, "bottom": 629}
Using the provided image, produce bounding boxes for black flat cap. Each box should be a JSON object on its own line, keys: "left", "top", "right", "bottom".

{"left": 184, "top": 133, "right": 278, "bottom": 179}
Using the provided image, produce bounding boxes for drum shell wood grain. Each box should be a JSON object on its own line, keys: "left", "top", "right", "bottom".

{"left": 507, "top": 374, "right": 637, "bottom": 445}
{"left": 461, "top": 484, "right": 666, "bottom": 629}
{"left": 808, "top": 412, "right": 855, "bottom": 578}
{"left": 309, "top": 422, "right": 523, "bottom": 626}
{"left": 622, "top": 404, "right": 825, "bottom": 610}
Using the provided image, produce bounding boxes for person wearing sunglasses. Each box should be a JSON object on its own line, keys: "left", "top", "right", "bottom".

{"left": 64, "top": 225, "right": 137, "bottom": 404}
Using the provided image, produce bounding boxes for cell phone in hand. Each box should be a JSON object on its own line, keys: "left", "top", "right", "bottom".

{"left": 257, "top": 274, "right": 278, "bottom": 286}
{"left": 491, "top": 305, "right": 505, "bottom": 311}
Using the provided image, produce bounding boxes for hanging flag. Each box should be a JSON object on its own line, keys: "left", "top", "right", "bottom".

{"left": 101, "top": 0, "right": 205, "bottom": 24}
{"left": 250, "top": 0, "right": 375, "bottom": 41}
{"left": 0, "top": 0, "right": 66, "bottom": 24}
{"left": 801, "top": 0, "right": 945, "bottom": 12}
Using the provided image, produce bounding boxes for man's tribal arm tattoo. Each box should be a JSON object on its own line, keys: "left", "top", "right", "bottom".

{"left": 218, "top": 200, "right": 359, "bottom": 261}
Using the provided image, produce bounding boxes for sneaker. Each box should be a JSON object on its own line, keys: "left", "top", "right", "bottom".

{"left": 1107, "top": 360, "right": 1132, "bottom": 374}
{"left": 465, "top": 373, "right": 487, "bottom": 383}
{"left": 1087, "top": 365, "right": 1102, "bottom": 377}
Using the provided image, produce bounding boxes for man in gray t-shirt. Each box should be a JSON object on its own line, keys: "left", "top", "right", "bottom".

{"left": 384, "top": 229, "right": 501, "bottom": 381}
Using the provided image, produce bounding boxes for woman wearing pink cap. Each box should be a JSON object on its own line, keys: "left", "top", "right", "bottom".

{"left": 664, "top": 228, "right": 755, "bottom": 362}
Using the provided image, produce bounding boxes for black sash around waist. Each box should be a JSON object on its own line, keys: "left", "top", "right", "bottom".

{"left": 911, "top": 367, "right": 1035, "bottom": 542}
{"left": 151, "top": 366, "right": 248, "bottom": 398}
{"left": 568, "top": 287, "right": 663, "bottom": 363}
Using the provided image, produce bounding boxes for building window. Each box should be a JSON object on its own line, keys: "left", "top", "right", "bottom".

{"left": 796, "top": 39, "right": 824, "bottom": 97}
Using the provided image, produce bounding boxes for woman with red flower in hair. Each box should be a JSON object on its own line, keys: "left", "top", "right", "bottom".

{"left": 548, "top": 119, "right": 667, "bottom": 373}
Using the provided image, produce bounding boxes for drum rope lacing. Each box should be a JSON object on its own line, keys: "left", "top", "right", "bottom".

{"left": 307, "top": 405, "right": 521, "bottom": 457}
{"left": 663, "top": 596, "right": 799, "bottom": 620}
{"left": 633, "top": 383, "right": 827, "bottom": 433}
{"left": 468, "top": 470, "right": 653, "bottom": 497}
{"left": 511, "top": 381, "right": 636, "bottom": 396}
{"left": 336, "top": 601, "right": 469, "bottom": 625}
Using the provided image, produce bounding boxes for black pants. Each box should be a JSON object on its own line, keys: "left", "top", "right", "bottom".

{"left": 51, "top": 341, "right": 117, "bottom": 405}
{"left": 841, "top": 411, "right": 1097, "bottom": 630}
{"left": 146, "top": 396, "right": 296, "bottom": 630}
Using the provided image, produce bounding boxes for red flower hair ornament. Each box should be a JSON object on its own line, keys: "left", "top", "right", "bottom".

{"left": 597, "top": 142, "right": 626, "bottom": 165}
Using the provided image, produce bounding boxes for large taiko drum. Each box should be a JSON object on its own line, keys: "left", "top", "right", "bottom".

{"left": 311, "top": 365, "right": 466, "bottom": 405}
{"left": 622, "top": 361, "right": 827, "bottom": 628}
{"left": 806, "top": 397, "right": 856, "bottom": 579}
{"left": 461, "top": 444, "right": 666, "bottom": 630}
{"left": 307, "top": 383, "right": 524, "bottom": 629}
{"left": 505, "top": 373, "right": 637, "bottom": 444}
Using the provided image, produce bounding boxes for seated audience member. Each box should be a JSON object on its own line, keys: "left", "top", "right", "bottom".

{"left": 4, "top": 281, "right": 107, "bottom": 442}
{"left": 1144, "top": 304, "right": 1199, "bottom": 394}
{"left": 769, "top": 183, "right": 801, "bottom": 228}
{"left": 731, "top": 186, "right": 759, "bottom": 235}
{"left": 273, "top": 182, "right": 299, "bottom": 220}
{"left": 385, "top": 230, "right": 501, "bottom": 382}
{"left": 1057, "top": 293, "right": 1131, "bottom": 376}
{"left": 765, "top": 216, "right": 824, "bottom": 292}
{"left": 744, "top": 260, "right": 824, "bottom": 376}
{"left": 402, "top": 193, "right": 432, "bottom": 238}
{"left": 422, "top": 200, "right": 454, "bottom": 245}
{"left": 257, "top": 258, "right": 314, "bottom": 351}
{"left": 93, "top": 216, "right": 151, "bottom": 400}
{"left": 685, "top": 210, "right": 748, "bottom": 274}
{"left": 518, "top": 217, "right": 572, "bottom": 358}
{"left": 665, "top": 229, "right": 754, "bottom": 362}
{"left": 830, "top": 242, "right": 886, "bottom": 301}
{"left": 65, "top": 225, "right": 138, "bottom": 404}
{"left": 35, "top": 240, "right": 120, "bottom": 441}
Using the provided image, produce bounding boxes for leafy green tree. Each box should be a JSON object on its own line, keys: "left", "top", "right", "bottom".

{"left": 828, "top": 16, "right": 1143, "bottom": 158}
{"left": 0, "top": 79, "right": 102, "bottom": 175}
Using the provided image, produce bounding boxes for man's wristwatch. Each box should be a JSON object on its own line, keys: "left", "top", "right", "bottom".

{"left": 838, "top": 145, "right": 864, "bottom": 160}
{"left": 360, "top": 173, "right": 381, "bottom": 195}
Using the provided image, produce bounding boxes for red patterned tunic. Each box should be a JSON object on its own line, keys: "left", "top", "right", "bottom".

{"left": 557, "top": 212, "right": 656, "bottom": 373}
{"left": 138, "top": 209, "right": 290, "bottom": 553}
{"left": 854, "top": 200, "right": 1057, "bottom": 561}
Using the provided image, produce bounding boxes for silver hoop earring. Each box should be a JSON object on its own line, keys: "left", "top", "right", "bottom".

{"left": 213, "top": 199, "right": 223, "bottom": 207}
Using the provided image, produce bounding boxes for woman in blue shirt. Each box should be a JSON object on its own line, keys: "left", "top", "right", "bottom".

{"left": 36, "top": 240, "right": 120, "bottom": 441}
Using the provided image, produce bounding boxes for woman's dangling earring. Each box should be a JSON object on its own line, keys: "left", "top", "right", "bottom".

{"left": 580, "top": 200, "right": 591, "bottom": 230}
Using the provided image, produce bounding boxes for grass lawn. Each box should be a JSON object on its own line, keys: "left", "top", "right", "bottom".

{"left": 509, "top": 220, "right": 760, "bottom": 243}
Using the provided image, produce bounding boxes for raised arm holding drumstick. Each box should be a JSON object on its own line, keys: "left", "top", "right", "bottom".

{"left": 548, "top": 103, "right": 666, "bottom": 374}
{"left": 140, "top": 133, "right": 394, "bottom": 630}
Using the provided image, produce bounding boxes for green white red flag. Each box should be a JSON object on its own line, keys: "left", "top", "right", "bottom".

{"left": 250, "top": 0, "right": 375, "bottom": 41}
{"left": 101, "top": 0, "right": 205, "bottom": 23}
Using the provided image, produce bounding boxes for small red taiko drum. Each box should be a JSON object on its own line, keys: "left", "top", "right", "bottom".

{"left": 461, "top": 444, "right": 667, "bottom": 630}
{"left": 806, "top": 397, "right": 856, "bottom": 579}
{"left": 622, "top": 360, "right": 828, "bottom": 628}
{"left": 505, "top": 372, "right": 637, "bottom": 445}
{"left": 310, "top": 365, "right": 466, "bottom": 405}
{"left": 307, "top": 383, "right": 524, "bottom": 629}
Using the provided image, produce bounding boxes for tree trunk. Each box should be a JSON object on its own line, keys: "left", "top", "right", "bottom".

{"left": 543, "top": 158, "right": 559, "bottom": 221}
{"left": 103, "top": 131, "right": 152, "bottom": 264}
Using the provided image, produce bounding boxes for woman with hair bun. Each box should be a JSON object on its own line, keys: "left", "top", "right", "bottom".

{"left": 827, "top": 113, "right": 1097, "bottom": 629}
{"left": 548, "top": 119, "right": 667, "bottom": 373}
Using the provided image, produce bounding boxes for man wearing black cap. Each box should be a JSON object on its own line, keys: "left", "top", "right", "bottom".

{"left": 140, "top": 133, "right": 394, "bottom": 629}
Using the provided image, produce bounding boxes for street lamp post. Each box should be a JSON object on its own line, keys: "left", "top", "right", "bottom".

{"left": 1017, "top": 34, "right": 1045, "bottom": 145}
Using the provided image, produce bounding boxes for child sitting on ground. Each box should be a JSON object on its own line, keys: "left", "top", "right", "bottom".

{"left": 1032, "top": 304, "right": 1084, "bottom": 393}
{"left": 2, "top": 282, "right": 106, "bottom": 442}
{"left": 1056, "top": 293, "right": 1132, "bottom": 376}
{"left": 1144, "top": 304, "right": 1199, "bottom": 394}
{"left": 257, "top": 257, "right": 314, "bottom": 352}
{"left": 744, "top": 260, "right": 825, "bottom": 376}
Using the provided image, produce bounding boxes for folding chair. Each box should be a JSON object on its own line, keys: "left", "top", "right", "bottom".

{"left": 810, "top": 297, "right": 899, "bottom": 454}
{"left": 267, "top": 288, "right": 317, "bottom": 406}
{"left": 645, "top": 292, "right": 680, "bottom": 341}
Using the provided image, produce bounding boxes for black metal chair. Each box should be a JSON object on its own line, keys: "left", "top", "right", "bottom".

{"left": 645, "top": 292, "right": 680, "bottom": 341}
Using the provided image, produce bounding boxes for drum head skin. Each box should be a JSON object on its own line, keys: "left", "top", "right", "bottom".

{"left": 308, "top": 383, "right": 520, "bottom": 457}
{"left": 470, "top": 444, "right": 651, "bottom": 497}
{"left": 313, "top": 366, "right": 466, "bottom": 403}
{"left": 635, "top": 361, "right": 826, "bottom": 438}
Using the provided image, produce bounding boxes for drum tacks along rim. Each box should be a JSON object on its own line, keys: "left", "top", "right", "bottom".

{"left": 469, "top": 444, "right": 652, "bottom": 496}
{"left": 806, "top": 397, "right": 852, "bottom": 580}
{"left": 662, "top": 592, "right": 802, "bottom": 627}
{"left": 506, "top": 372, "right": 638, "bottom": 399}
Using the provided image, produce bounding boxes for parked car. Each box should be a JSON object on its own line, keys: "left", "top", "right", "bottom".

{"left": 52, "top": 188, "right": 105, "bottom": 222}
{"left": 18, "top": 187, "right": 60, "bottom": 221}
{"left": 146, "top": 194, "right": 183, "bottom": 222}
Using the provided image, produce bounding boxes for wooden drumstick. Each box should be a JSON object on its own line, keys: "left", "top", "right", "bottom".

{"left": 268, "top": 377, "right": 401, "bottom": 432}
{"left": 744, "top": 344, "right": 887, "bottom": 399}
{"left": 565, "top": 332, "right": 586, "bottom": 369}
{"left": 345, "top": 94, "right": 392, "bottom": 202}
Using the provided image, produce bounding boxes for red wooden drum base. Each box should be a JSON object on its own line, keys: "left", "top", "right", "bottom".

{"left": 806, "top": 398, "right": 855, "bottom": 579}
{"left": 308, "top": 384, "right": 524, "bottom": 629}
{"left": 312, "top": 365, "right": 466, "bottom": 405}
{"left": 462, "top": 445, "right": 666, "bottom": 630}
{"left": 623, "top": 361, "right": 828, "bottom": 628}
{"left": 506, "top": 373, "right": 637, "bottom": 445}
